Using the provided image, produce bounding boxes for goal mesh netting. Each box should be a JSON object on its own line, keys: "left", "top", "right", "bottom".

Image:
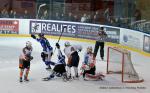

{"left": 107, "top": 47, "right": 144, "bottom": 83}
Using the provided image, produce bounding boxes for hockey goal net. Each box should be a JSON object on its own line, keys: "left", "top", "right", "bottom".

{"left": 107, "top": 47, "right": 144, "bottom": 83}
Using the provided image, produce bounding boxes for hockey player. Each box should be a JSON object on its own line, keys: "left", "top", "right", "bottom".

{"left": 81, "top": 46, "right": 105, "bottom": 81}
{"left": 19, "top": 41, "right": 33, "bottom": 82}
{"left": 64, "top": 41, "right": 82, "bottom": 79}
{"left": 42, "top": 43, "right": 67, "bottom": 81}
{"left": 31, "top": 33, "right": 53, "bottom": 70}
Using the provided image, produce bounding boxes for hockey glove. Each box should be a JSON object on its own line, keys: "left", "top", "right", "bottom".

{"left": 56, "top": 43, "right": 60, "bottom": 49}
{"left": 29, "top": 56, "right": 33, "bottom": 61}
{"left": 31, "top": 34, "right": 36, "bottom": 39}
{"left": 51, "top": 52, "right": 53, "bottom": 56}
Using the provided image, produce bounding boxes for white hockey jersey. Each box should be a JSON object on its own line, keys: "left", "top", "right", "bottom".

{"left": 19, "top": 47, "right": 33, "bottom": 60}
{"left": 64, "top": 45, "right": 82, "bottom": 58}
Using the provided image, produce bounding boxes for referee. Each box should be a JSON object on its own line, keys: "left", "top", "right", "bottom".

{"left": 93, "top": 27, "right": 107, "bottom": 60}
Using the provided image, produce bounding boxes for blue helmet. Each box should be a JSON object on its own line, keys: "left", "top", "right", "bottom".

{"left": 38, "top": 33, "right": 44, "bottom": 37}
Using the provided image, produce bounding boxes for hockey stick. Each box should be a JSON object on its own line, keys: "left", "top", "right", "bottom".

{"left": 31, "top": 4, "right": 46, "bottom": 34}
{"left": 53, "top": 26, "right": 67, "bottom": 54}
{"left": 57, "top": 26, "right": 67, "bottom": 43}
{"left": 37, "top": 4, "right": 46, "bottom": 19}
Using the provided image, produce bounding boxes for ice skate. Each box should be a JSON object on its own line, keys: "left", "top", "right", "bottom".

{"left": 46, "top": 65, "right": 52, "bottom": 70}
{"left": 24, "top": 75, "right": 29, "bottom": 82}
{"left": 20, "top": 77, "right": 23, "bottom": 82}
{"left": 42, "top": 77, "right": 51, "bottom": 81}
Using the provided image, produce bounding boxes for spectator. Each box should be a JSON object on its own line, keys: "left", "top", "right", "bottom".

{"left": 53, "top": 12, "right": 61, "bottom": 20}
{"left": 93, "top": 11, "right": 101, "bottom": 23}
{"left": 9, "top": 10, "right": 14, "bottom": 18}
{"left": 134, "top": 9, "right": 141, "bottom": 21}
{"left": 41, "top": 10, "right": 49, "bottom": 20}
{"left": 93, "top": 15, "right": 97, "bottom": 24}
{"left": 60, "top": 13, "right": 66, "bottom": 21}
{"left": 114, "top": 17, "right": 121, "bottom": 27}
{"left": 81, "top": 13, "right": 87, "bottom": 23}
{"left": 1, "top": 9, "right": 9, "bottom": 18}
{"left": 73, "top": 15, "right": 79, "bottom": 22}
{"left": 67, "top": 12, "right": 74, "bottom": 21}
{"left": 23, "top": 10, "right": 30, "bottom": 19}
{"left": 103, "top": 7, "right": 110, "bottom": 21}
{"left": 13, "top": 11, "right": 17, "bottom": 18}
{"left": 86, "top": 14, "right": 92, "bottom": 23}
{"left": 0, "top": 10, "right": 1, "bottom": 17}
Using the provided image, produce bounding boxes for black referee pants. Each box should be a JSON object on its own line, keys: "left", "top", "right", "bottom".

{"left": 94, "top": 41, "right": 104, "bottom": 59}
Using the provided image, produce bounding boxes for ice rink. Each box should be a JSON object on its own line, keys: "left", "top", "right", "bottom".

{"left": 0, "top": 36, "right": 150, "bottom": 93}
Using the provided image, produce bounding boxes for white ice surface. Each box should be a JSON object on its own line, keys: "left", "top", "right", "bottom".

{"left": 0, "top": 37, "right": 150, "bottom": 93}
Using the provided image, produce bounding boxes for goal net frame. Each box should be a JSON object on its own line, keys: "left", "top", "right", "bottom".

{"left": 106, "top": 47, "right": 144, "bottom": 83}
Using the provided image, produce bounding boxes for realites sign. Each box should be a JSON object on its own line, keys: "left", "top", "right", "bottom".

{"left": 30, "top": 21, "right": 77, "bottom": 37}
{"left": 0, "top": 20, "right": 19, "bottom": 34}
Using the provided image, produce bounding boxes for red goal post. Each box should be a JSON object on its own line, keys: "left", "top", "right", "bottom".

{"left": 106, "top": 47, "right": 144, "bottom": 83}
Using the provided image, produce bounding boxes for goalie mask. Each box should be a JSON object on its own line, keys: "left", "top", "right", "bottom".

{"left": 87, "top": 46, "right": 92, "bottom": 53}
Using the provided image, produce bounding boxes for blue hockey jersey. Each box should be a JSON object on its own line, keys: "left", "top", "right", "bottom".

{"left": 36, "top": 38, "right": 53, "bottom": 52}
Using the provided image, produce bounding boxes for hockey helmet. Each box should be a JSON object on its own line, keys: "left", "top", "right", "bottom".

{"left": 64, "top": 41, "right": 71, "bottom": 47}
{"left": 100, "top": 27, "right": 104, "bottom": 30}
{"left": 87, "top": 46, "right": 92, "bottom": 53}
{"left": 38, "top": 33, "right": 44, "bottom": 37}
{"left": 26, "top": 41, "right": 32, "bottom": 47}
{"left": 78, "top": 45, "right": 82, "bottom": 52}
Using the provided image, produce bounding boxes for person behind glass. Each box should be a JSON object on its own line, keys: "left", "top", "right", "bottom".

{"left": 53, "top": 12, "right": 61, "bottom": 20}
{"left": 60, "top": 13, "right": 66, "bottom": 21}
{"left": 81, "top": 13, "right": 87, "bottom": 23}
{"left": 67, "top": 12, "right": 74, "bottom": 21}
{"left": 1, "top": 8, "right": 9, "bottom": 18}
{"left": 73, "top": 15, "right": 79, "bottom": 22}
{"left": 23, "top": 10, "right": 30, "bottom": 19}
{"left": 93, "top": 27, "right": 107, "bottom": 60}
{"left": 9, "top": 10, "right": 14, "bottom": 18}
{"left": 41, "top": 10, "right": 49, "bottom": 20}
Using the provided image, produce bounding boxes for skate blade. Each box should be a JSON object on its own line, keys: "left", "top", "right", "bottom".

{"left": 46, "top": 69, "right": 52, "bottom": 72}
{"left": 42, "top": 77, "right": 50, "bottom": 81}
